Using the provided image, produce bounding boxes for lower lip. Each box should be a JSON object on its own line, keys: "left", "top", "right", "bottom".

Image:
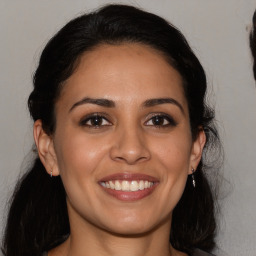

{"left": 100, "top": 184, "right": 158, "bottom": 201}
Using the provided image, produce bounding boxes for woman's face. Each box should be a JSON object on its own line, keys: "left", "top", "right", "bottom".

{"left": 37, "top": 43, "right": 204, "bottom": 236}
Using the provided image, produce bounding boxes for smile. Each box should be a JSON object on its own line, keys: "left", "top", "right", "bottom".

{"left": 100, "top": 180, "right": 154, "bottom": 192}
{"left": 99, "top": 173, "right": 159, "bottom": 201}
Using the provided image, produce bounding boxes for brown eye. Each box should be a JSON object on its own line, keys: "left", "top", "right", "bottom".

{"left": 145, "top": 114, "right": 177, "bottom": 127}
{"left": 89, "top": 116, "right": 103, "bottom": 126}
{"left": 151, "top": 116, "right": 165, "bottom": 126}
{"left": 80, "top": 114, "right": 111, "bottom": 128}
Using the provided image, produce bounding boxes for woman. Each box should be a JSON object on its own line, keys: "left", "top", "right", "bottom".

{"left": 2, "top": 4, "right": 220, "bottom": 256}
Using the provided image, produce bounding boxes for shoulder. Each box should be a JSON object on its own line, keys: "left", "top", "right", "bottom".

{"left": 191, "top": 248, "right": 216, "bottom": 256}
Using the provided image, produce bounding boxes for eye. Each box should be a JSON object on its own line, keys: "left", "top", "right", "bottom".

{"left": 80, "top": 114, "right": 112, "bottom": 128}
{"left": 145, "top": 114, "right": 177, "bottom": 127}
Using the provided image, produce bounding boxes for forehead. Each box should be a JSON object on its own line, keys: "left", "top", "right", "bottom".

{"left": 58, "top": 43, "right": 187, "bottom": 110}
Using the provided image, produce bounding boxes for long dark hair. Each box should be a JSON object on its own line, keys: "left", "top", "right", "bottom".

{"left": 2, "top": 4, "right": 220, "bottom": 256}
{"left": 250, "top": 9, "right": 256, "bottom": 80}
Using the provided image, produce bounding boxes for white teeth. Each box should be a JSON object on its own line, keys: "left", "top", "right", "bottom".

{"left": 114, "top": 180, "right": 122, "bottom": 190}
{"left": 121, "top": 180, "right": 130, "bottom": 191}
{"left": 139, "top": 180, "right": 144, "bottom": 190}
{"left": 109, "top": 180, "right": 115, "bottom": 189}
{"left": 130, "top": 181, "right": 139, "bottom": 191}
{"left": 101, "top": 180, "right": 154, "bottom": 192}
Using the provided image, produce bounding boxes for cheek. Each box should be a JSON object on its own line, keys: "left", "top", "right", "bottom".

{"left": 152, "top": 132, "right": 192, "bottom": 193}
{"left": 154, "top": 134, "right": 192, "bottom": 170}
{"left": 53, "top": 133, "right": 107, "bottom": 208}
{"left": 53, "top": 130, "right": 110, "bottom": 185}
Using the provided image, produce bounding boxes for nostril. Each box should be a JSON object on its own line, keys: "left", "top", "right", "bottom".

{"left": 110, "top": 146, "right": 150, "bottom": 164}
{"left": 109, "top": 130, "right": 151, "bottom": 164}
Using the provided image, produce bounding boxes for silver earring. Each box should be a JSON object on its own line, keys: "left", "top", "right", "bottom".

{"left": 191, "top": 168, "right": 196, "bottom": 188}
{"left": 50, "top": 170, "right": 53, "bottom": 178}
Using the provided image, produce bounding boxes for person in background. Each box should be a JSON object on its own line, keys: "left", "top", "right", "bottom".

{"left": 250, "top": 9, "right": 256, "bottom": 80}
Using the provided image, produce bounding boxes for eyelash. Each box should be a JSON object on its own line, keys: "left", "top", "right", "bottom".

{"left": 144, "top": 113, "right": 177, "bottom": 128}
{"left": 79, "top": 113, "right": 112, "bottom": 128}
{"left": 79, "top": 113, "right": 177, "bottom": 128}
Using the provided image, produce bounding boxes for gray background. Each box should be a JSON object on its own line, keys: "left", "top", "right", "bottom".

{"left": 1, "top": 1, "right": 256, "bottom": 255}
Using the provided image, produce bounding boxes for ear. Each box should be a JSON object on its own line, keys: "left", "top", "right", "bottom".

{"left": 189, "top": 129, "right": 206, "bottom": 174}
{"left": 33, "top": 120, "right": 60, "bottom": 176}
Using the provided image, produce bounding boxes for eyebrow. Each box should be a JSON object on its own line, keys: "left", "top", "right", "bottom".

{"left": 143, "top": 98, "right": 184, "bottom": 114}
{"left": 69, "top": 97, "right": 184, "bottom": 114}
{"left": 69, "top": 97, "right": 115, "bottom": 112}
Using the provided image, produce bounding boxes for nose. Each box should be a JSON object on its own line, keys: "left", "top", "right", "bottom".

{"left": 109, "top": 127, "right": 151, "bottom": 165}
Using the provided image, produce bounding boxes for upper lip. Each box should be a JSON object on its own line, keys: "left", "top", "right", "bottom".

{"left": 99, "top": 172, "right": 159, "bottom": 182}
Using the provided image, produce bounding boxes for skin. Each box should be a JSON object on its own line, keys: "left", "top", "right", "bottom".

{"left": 34, "top": 43, "right": 206, "bottom": 256}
